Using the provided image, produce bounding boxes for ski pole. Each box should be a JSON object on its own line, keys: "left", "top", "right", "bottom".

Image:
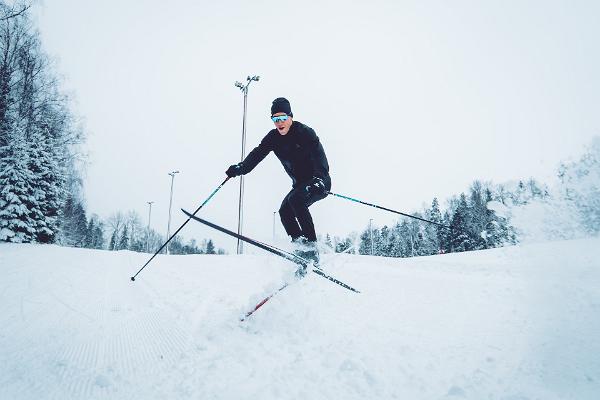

{"left": 130, "top": 177, "right": 230, "bottom": 282}
{"left": 327, "top": 191, "right": 451, "bottom": 229}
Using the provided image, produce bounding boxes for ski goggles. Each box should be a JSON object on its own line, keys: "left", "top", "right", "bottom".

{"left": 271, "top": 114, "right": 289, "bottom": 123}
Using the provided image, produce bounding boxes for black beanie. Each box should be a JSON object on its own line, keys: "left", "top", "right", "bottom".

{"left": 271, "top": 97, "right": 293, "bottom": 117}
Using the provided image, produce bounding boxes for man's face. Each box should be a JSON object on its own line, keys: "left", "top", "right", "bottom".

{"left": 272, "top": 112, "right": 293, "bottom": 135}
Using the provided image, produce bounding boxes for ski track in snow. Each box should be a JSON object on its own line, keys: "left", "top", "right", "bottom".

{"left": 0, "top": 239, "right": 599, "bottom": 399}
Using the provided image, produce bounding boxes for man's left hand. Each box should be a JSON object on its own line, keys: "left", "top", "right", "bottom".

{"left": 305, "top": 177, "right": 326, "bottom": 196}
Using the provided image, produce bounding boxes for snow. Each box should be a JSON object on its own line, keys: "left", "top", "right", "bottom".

{"left": 1, "top": 239, "right": 599, "bottom": 399}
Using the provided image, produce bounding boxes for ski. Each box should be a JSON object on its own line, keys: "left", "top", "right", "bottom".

{"left": 181, "top": 209, "right": 361, "bottom": 295}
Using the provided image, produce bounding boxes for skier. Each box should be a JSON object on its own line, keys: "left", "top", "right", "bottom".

{"left": 226, "top": 97, "right": 331, "bottom": 265}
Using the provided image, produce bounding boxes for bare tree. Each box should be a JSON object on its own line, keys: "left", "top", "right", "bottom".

{"left": 0, "top": 2, "right": 32, "bottom": 22}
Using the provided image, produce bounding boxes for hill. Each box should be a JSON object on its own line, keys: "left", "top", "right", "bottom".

{"left": 1, "top": 238, "right": 599, "bottom": 399}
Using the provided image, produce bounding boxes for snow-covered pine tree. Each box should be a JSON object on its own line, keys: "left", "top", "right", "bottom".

{"left": 558, "top": 138, "right": 600, "bottom": 235}
{"left": 1, "top": 7, "right": 84, "bottom": 244}
{"left": 423, "top": 198, "right": 442, "bottom": 255}
{"left": 0, "top": 127, "right": 37, "bottom": 242}
{"left": 398, "top": 220, "right": 413, "bottom": 257}
{"left": 92, "top": 220, "right": 105, "bottom": 249}
{"left": 440, "top": 211, "right": 452, "bottom": 253}
{"left": 205, "top": 239, "right": 216, "bottom": 254}
{"left": 84, "top": 216, "right": 105, "bottom": 249}
{"left": 450, "top": 193, "right": 471, "bottom": 252}
{"left": 468, "top": 181, "right": 488, "bottom": 250}
{"left": 358, "top": 227, "right": 374, "bottom": 255}
{"left": 388, "top": 222, "right": 405, "bottom": 257}
{"left": 409, "top": 218, "right": 426, "bottom": 256}
{"left": 60, "top": 194, "right": 87, "bottom": 247}
{"left": 109, "top": 230, "right": 117, "bottom": 251}
{"left": 119, "top": 225, "right": 129, "bottom": 250}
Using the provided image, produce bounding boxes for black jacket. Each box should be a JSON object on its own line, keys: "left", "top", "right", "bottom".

{"left": 239, "top": 121, "right": 330, "bottom": 187}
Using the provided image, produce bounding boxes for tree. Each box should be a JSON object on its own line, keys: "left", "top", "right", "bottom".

{"left": 205, "top": 239, "right": 216, "bottom": 254}
{"left": 450, "top": 193, "right": 471, "bottom": 252}
{"left": 86, "top": 214, "right": 105, "bottom": 249}
{"left": 558, "top": 138, "right": 600, "bottom": 235}
{"left": 422, "top": 198, "right": 443, "bottom": 255}
{"left": 467, "top": 181, "right": 488, "bottom": 250}
{"left": 0, "top": 127, "right": 36, "bottom": 242}
{"left": 59, "top": 194, "right": 87, "bottom": 247}
{"left": 109, "top": 230, "right": 117, "bottom": 251}
{"left": 106, "top": 212, "right": 125, "bottom": 250}
{"left": 0, "top": 4, "right": 86, "bottom": 244}
{"left": 119, "top": 225, "right": 129, "bottom": 250}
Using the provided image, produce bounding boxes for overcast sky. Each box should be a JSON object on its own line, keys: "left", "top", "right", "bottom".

{"left": 32, "top": 0, "right": 599, "bottom": 252}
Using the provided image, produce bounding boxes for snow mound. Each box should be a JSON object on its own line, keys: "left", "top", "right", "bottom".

{"left": 1, "top": 240, "right": 599, "bottom": 399}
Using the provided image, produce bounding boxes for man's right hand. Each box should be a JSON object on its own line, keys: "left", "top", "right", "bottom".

{"left": 226, "top": 163, "right": 243, "bottom": 178}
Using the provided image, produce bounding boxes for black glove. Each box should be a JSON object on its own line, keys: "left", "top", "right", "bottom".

{"left": 226, "top": 163, "right": 243, "bottom": 178}
{"left": 305, "top": 177, "right": 326, "bottom": 195}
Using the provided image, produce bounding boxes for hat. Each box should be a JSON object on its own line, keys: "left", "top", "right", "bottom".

{"left": 271, "top": 97, "right": 293, "bottom": 117}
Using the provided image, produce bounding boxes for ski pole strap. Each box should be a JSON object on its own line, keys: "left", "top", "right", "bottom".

{"left": 130, "top": 177, "right": 231, "bottom": 282}
{"left": 327, "top": 191, "right": 451, "bottom": 229}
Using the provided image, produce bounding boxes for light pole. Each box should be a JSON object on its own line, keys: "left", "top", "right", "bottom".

{"left": 166, "top": 170, "right": 180, "bottom": 254}
{"left": 234, "top": 75, "right": 260, "bottom": 254}
{"left": 146, "top": 201, "right": 154, "bottom": 253}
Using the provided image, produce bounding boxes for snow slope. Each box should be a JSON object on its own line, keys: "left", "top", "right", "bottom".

{"left": 1, "top": 238, "right": 599, "bottom": 400}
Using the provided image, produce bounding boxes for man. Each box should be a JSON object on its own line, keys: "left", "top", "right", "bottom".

{"left": 226, "top": 97, "right": 331, "bottom": 266}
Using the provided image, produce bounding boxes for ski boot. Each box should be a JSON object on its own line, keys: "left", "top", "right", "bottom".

{"left": 292, "top": 237, "right": 319, "bottom": 276}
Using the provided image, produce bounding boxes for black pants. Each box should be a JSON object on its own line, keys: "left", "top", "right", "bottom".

{"left": 279, "top": 176, "right": 331, "bottom": 242}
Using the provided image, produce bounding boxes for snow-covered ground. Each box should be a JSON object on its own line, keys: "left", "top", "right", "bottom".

{"left": 1, "top": 238, "right": 599, "bottom": 400}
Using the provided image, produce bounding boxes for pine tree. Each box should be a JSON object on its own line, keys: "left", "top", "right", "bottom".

{"left": 398, "top": 220, "right": 412, "bottom": 257}
{"left": 377, "top": 225, "right": 391, "bottom": 256}
{"left": 109, "top": 230, "right": 118, "bottom": 251}
{"left": 0, "top": 128, "right": 37, "bottom": 242}
{"left": 358, "top": 228, "right": 374, "bottom": 255}
{"left": 423, "top": 198, "right": 442, "bottom": 255}
{"left": 468, "top": 181, "right": 488, "bottom": 250}
{"left": 205, "top": 239, "right": 216, "bottom": 254}
{"left": 92, "top": 223, "right": 105, "bottom": 249}
{"left": 450, "top": 194, "right": 471, "bottom": 252}
{"left": 59, "top": 195, "right": 87, "bottom": 247}
{"left": 84, "top": 218, "right": 95, "bottom": 248}
{"left": 388, "top": 222, "right": 404, "bottom": 257}
{"left": 119, "top": 225, "right": 129, "bottom": 250}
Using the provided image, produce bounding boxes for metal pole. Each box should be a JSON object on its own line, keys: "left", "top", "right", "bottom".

{"left": 146, "top": 201, "right": 154, "bottom": 253}
{"left": 237, "top": 88, "right": 248, "bottom": 255}
{"left": 369, "top": 218, "right": 374, "bottom": 256}
{"left": 166, "top": 170, "right": 180, "bottom": 254}
{"left": 234, "top": 75, "right": 260, "bottom": 254}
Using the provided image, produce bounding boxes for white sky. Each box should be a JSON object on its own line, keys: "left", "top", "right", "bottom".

{"left": 32, "top": 0, "right": 600, "bottom": 252}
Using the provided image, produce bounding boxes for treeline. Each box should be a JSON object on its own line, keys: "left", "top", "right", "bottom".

{"left": 325, "top": 178, "right": 549, "bottom": 257}
{"left": 0, "top": 2, "right": 85, "bottom": 243}
{"left": 326, "top": 134, "right": 600, "bottom": 258}
{"left": 0, "top": 4, "right": 224, "bottom": 254}
{"left": 62, "top": 206, "right": 226, "bottom": 254}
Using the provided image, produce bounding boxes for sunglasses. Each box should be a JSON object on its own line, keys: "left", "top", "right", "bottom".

{"left": 271, "top": 115, "right": 289, "bottom": 123}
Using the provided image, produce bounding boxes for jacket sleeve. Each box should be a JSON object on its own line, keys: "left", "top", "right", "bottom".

{"left": 239, "top": 133, "right": 273, "bottom": 174}
{"left": 302, "top": 127, "right": 330, "bottom": 179}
